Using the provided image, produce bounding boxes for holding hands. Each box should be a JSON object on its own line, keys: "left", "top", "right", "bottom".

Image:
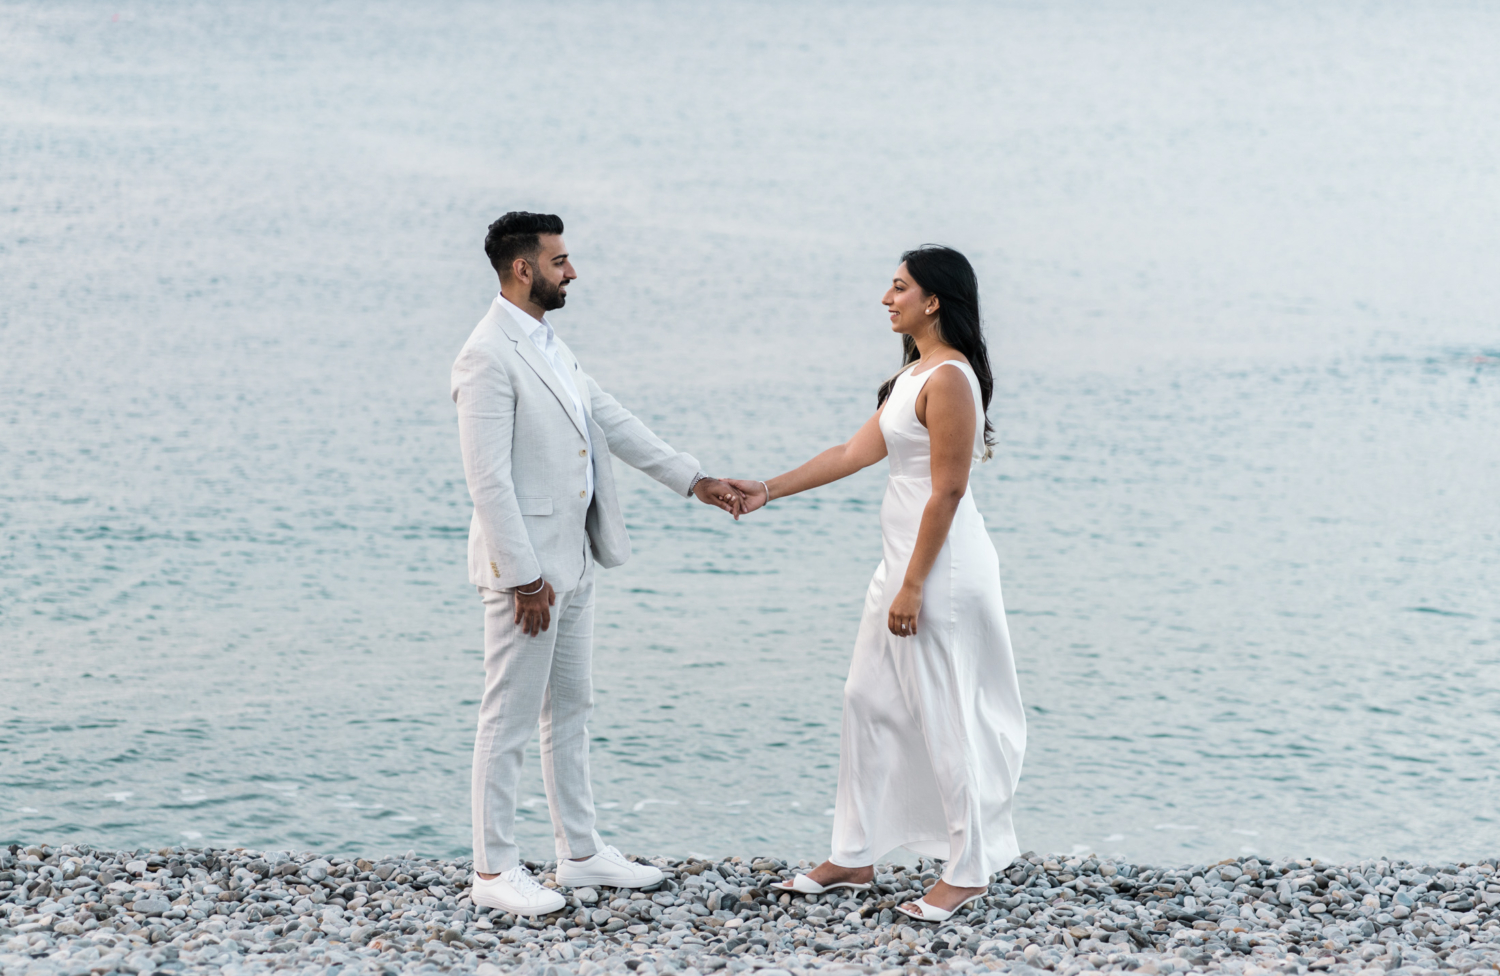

{"left": 691, "top": 476, "right": 773, "bottom": 519}
{"left": 722, "top": 479, "right": 769, "bottom": 518}
{"left": 691, "top": 476, "right": 750, "bottom": 516}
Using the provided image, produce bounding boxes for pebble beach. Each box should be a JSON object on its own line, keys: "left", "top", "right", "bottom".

{"left": 3, "top": 845, "right": 1498, "bottom": 976}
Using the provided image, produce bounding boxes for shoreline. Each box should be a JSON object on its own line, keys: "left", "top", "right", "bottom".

{"left": 3, "top": 844, "right": 1497, "bottom": 975}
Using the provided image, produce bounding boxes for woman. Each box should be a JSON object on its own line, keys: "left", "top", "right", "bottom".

{"left": 729, "top": 246, "right": 1026, "bottom": 922}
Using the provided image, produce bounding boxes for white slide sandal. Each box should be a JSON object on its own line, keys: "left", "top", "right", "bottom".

{"left": 893, "top": 890, "right": 985, "bottom": 923}
{"left": 772, "top": 873, "right": 873, "bottom": 895}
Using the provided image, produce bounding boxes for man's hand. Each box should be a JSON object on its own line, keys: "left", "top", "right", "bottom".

{"left": 513, "top": 578, "right": 556, "bottom": 636}
{"left": 693, "top": 476, "right": 747, "bottom": 518}
{"left": 722, "top": 479, "right": 769, "bottom": 517}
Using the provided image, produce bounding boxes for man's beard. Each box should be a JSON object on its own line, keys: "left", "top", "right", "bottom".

{"left": 529, "top": 273, "right": 566, "bottom": 312}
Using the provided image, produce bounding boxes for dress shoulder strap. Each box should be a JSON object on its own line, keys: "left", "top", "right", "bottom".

{"left": 913, "top": 359, "right": 977, "bottom": 388}
{"left": 930, "top": 359, "right": 974, "bottom": 377}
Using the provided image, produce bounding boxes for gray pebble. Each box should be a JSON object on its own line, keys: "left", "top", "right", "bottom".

{"left": 3, "top": 845, "right": 1499, "bottom": 975}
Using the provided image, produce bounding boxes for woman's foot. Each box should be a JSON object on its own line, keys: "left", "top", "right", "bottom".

{"left": 900, "top": 880, "right": 986, "bottom": 916}
{"left": 805, "top": 861, "right": 873, "bottom": 887}
{"left": 773, "top": 860, "right": 874, "bottom": 894}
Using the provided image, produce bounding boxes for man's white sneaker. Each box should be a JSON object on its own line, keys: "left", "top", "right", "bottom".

{"left": 555, "top": 846, "right": 664, "bottom": 889}
{"left": 469, "top": 866, "right": 566, "bottom": 917}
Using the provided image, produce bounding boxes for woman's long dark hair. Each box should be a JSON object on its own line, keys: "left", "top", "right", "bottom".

{"left": 876, "top": 245, "right": 995, "bottom": 456}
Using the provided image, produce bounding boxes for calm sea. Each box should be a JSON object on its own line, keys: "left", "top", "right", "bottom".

{"left": 3, "top": 1, "right": 1497, "bottom": 867}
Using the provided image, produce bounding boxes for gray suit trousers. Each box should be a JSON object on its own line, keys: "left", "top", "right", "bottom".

{"left": 471, "top": 554, "right": 603, "bottom": 873}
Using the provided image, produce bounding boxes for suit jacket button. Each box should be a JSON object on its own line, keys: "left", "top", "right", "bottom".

{"left": 579, "top": 490, "right": 586, "bottom": 498}
{"left": 579, "top": 448, "right": 587, "bottom": 456}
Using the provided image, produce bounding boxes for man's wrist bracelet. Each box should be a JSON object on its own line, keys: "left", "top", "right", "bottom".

{"left": 688, "top": 472, "right": 708, "bottom": 497}
{"left": 516, "top": 578, "right": 546, "bottom": 596}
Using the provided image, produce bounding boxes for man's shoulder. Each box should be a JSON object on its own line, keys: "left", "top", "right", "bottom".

{"left": 454, "top": 302, "right": 516, "bottom": 364}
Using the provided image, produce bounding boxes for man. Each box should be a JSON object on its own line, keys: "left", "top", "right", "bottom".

{"left": 451, "top": 212, "right": 742, "bottom": 916}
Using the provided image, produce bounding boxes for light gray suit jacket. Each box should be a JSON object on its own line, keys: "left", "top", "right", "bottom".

{"left": 451, "top": 298, "right": 700, "bottom": 590}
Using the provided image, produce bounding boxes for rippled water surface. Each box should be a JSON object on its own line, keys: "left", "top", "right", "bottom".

{"left": 3, "top": 1, "right": 1498, "bottom": 867}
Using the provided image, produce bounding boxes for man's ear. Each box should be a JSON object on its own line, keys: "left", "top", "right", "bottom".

{"left": 511, "top": 257, "right": 533, "bottom": 285}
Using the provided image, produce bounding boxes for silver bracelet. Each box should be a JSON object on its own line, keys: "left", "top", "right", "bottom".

{"left": 759, "top": 481, "right": 770, "bottom": 503}
{"left": 688, "top": 472, "right": 708, "bottom": 497}
{"left": 515, "top": 578, "right": 546, "bottom": 596}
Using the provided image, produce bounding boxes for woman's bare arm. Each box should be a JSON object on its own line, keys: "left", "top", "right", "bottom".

{"left": 726, "top": 409, "right": 888, "bottom": 514}
{"left": 886, "top": 366, "right": 976, "bottom": 636}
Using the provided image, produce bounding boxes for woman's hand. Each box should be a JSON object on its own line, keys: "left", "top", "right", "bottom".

{"left": 693, "top": 476, "right": 747, "bottom": 517}
{"left": 888, "top": 582, "right": 923, "bottom": 637}
{"left": 723, "top": 479, "right": 769, "bottom": 517}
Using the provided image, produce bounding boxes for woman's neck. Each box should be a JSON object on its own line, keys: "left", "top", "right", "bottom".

{"left": 911, "top": 325, "right": 951, "bottom": 363}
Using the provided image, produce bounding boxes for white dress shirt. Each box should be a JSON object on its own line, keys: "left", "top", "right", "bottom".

{"left": 497, "top": 294, "right": 594, "bottom": 508}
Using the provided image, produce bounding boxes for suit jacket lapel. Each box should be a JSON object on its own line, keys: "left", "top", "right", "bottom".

{"left": 489, "top": 303, "right": 588, "bottom": 440}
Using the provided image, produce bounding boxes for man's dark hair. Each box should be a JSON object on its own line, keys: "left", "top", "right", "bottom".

{"left": 484, "top": 212, "right": 565, "bottom": 280}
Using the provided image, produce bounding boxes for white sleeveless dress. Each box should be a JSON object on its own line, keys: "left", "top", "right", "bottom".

{"left": 828, "top": 360, "right": 1027, "bottom": 888}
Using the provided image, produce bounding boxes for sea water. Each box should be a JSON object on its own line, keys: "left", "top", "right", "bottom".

{"left": 2, "top": 1, "right": 1497, "bottom": 865}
